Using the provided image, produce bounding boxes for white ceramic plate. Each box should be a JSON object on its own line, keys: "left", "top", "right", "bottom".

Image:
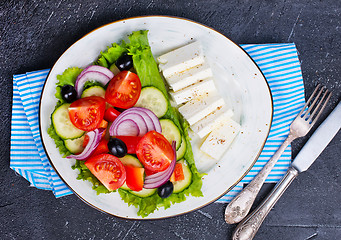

{"left": 39, "top": 16, "right": 273, "bottom": 219}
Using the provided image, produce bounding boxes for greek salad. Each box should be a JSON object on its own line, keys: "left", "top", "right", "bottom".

{"left": 48, "top": 30, "right": 205, "bottom": 217}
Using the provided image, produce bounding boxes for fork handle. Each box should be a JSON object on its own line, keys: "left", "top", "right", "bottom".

{"left": 225, "top": 134, "right": 296, "bottom": 224}
{"left": 232, "top": 167, "right": 299, "bottom": 240}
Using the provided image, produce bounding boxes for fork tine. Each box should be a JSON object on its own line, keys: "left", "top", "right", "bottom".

{"left": 308, "top": 88, "right": 329, "bottom": 122}
{"left": 303, "top": 85, "right": 325, "bottom": 119}
{"left": 310, "top": 91, "right": 332, "bottom": 126}
{"left": 298, "top": 84, "right": 321, "bottom": 117}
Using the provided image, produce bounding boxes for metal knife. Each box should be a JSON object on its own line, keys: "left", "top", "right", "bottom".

{"left": 232, "top": 101, "right": 341, "bottom": 240}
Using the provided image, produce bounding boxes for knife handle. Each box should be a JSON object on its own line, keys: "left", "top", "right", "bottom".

{"left": 232, "top": 167, "right": 299, "bottom": 240}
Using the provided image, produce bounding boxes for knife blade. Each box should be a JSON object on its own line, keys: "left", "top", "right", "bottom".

{"left": 292, "top": 101, "right": 341, "bottom": 172}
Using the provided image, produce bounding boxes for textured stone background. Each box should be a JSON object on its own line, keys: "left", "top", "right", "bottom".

{"left": 1, "top": 0, "right": 340, "bottom": 239}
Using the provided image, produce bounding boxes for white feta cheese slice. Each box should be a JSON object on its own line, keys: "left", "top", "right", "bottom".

{"left": 200, "top": 118, "right": 241, "bottom": 160}
{"left": 191, "top": 106, "right": 234, "bottom": 138}
{"left": 167, "top": 61, "right": 213, "bottom": 92}
{"left": 178, "top": 92, "right": 225, "bottom": 125}
{"left": 157, "top": 41, "right": 205, "bottom": 78}
{"left": 169, "top": 78, "right": 217, "bottom": 105}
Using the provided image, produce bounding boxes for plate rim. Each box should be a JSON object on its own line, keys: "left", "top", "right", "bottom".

{"left": 39, "top": 15, "right": 273, "bottom": 220}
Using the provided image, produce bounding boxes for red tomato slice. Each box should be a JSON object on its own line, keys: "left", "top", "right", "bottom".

{"left": 85, "top": 153, "right": 126, "bottom": 191}
{"left": 69, "top": 96, "right": 106, "bottom": 131}
{"left": 170, "top": 163, "right": 184, "bottom": 182}
{"left": 115, "top": 136, "right": 142, "bottom": 154}
{"left": 104, "top": 107, "right": 121, "bottom": 122}
{"left": 144, "top": 168, "right": 157, "bottom": 176}
{"left": 125, "top": 165, "right": 144, "bottom": 191}
{"left": 136, "top": 131, "right": 174, "bottom": 172}
{"left": 105, "top": 71, "right": 141, "bottom": 109}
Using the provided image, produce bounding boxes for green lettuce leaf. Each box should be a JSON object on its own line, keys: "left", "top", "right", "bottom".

{"left": 95, "top": 42, "right": 127, "bottom": 68}
{"left": 118, "top": 189, "right": 159, "bottom": 218}
{"left": 55, "top": 67, "right": 83, "bottom": 102}
{"left": 128, "top": 30, "right": 168, "bottom": 95}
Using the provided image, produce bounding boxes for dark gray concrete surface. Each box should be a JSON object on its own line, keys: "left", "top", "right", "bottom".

{"left": 1, "top": 0, "right": 340, "bottom": 239}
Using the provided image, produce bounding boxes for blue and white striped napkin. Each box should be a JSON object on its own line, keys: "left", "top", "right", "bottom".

{"left": 11, "top": 70, "right": 72, "bottom": 198}
{"left": 10, "top": 43, "right": 305, "bottom": 200}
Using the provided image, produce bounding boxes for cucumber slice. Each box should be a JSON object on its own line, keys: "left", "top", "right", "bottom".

{"left": 52, "top": 103, "right": 84, "bottom": 140}
{"left": 64, "top": 135, "right": 85, "bottom": 154}
{"left": 173, "top": 159, "right": 192, "bottom": 193}
{"left": 109, "top": 64, "right": 120, "bottom": 75}
{"left": 121, "top": 184, "right": 157, "bottom": 198}
{"left": 130, "top": 188, "right": 157, "bottom": 198}
{"left": 120, "top": 182, "right": 130, "bottom": 191}
{"left": 176, "top": 136, "right": 186, "bottom": 160}
{"left": 119, "top": 155, "right": 142, "bottom": 167}
{"left": 81, "top": 85, "right": 106, "bottom": 98}
{"left": 134, "top": 87, "right": 168, "bottom": 118}
{"left": 160, "top": 119, "right": 182, "bottom": 150}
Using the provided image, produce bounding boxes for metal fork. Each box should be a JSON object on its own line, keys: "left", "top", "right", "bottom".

{"left": 225, "top": 84, "right": 331, "bottom": 224}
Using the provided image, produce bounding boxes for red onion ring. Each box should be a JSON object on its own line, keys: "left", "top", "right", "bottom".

{"left": 75, "top": 71, "right": 111, "bottom": 98}
{"left": 115, "top": 119, "right": 140, "bottom": 136}
{"left": 66, "top": 128, "right": 105, "bottom": 160}
{"left": 143, "top": 141, "right": 177, "bottom": 189}
{"left": 132, "top": 109, "right": 155, "bottom": 132}
{"left": 109, "top": 107, "right": 161, "bottom": 137}
{"left": 78, "top": 65, "right": 114, "bottom": 80}
{"left": 111, "top": 113, "right": 148, "bottom": 136}
{"left": 133, "top": 107, "right": 162, "bottom": 133}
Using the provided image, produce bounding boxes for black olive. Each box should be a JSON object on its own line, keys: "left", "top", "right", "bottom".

{"left": 61, "top": 85, "right": 77, "bottom": 103}
{"left": 115, "top": 53, "right": 133, "bottom": 71}
{"left": 158, "top": 181, "right": 174, "bottom": 198}
{"left": 108, "top": 138, "right": 127, "bottom": 158}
